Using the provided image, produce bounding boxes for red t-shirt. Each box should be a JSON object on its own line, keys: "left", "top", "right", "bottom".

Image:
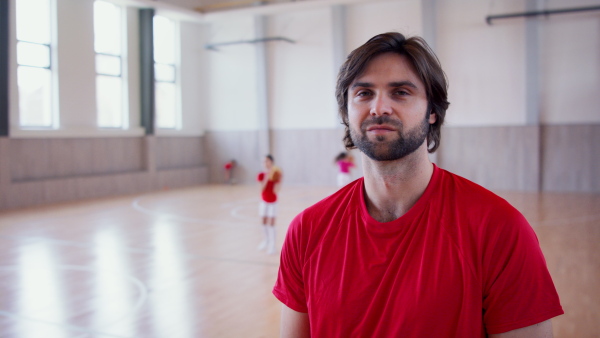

{"left": 262, "top": 177, "right": 280, "bottom": 203}
{"left": 337, "top": 160, "right": 354, "bottom": 174}
{"left": 273, "top": 165, "right": 563, "bottom": 337}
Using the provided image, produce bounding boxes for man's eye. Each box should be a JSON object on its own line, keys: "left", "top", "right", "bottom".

{"left": 395, "top": 90, "right": 409, "bottom": 96}
{"left": 357, "top": 91, "right": 371, "bottom": 97}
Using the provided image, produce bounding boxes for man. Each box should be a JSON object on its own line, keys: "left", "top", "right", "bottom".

{"left": 272, "top": 32, "right": 563, "bottom": 337}
{"left": 257, "top": 154, "right": 282, "bottom": 255}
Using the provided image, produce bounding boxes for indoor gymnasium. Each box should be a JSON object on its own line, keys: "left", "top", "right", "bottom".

{"left": 0, "top": 0, "right": 599, "bottom": 337}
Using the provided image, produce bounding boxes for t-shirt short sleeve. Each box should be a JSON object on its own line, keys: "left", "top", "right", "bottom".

{"left": 273, "top": 212, "right": 309, "bottom": 313}
{"left": 481, "top": 206, "right": 564, "bottom": 334}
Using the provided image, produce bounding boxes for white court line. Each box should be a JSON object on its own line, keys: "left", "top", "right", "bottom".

{"left": 230, "top": 205, "right": 257, "bottom": 221}
{"left": 0, "top": 235, "right": 279, "bottom": 267}
{"left": 132, "top": 187, "right": 330, "bottom": 226}
{"left": 0, "top": 312, "right": 131, "bottom": 338}
{"left": 0, "top": 265, "right": 148, "bottom": 338}
{"left": 0, "top": 235, "right": 149, "bottom": 254}
{"left": 131, "top": 197, "right": 259, "bottom": 227}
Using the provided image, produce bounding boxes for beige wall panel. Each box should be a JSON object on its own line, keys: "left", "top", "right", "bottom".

{"left": 0, "top": 136, "right": 208, "bottom": 210}
{"left": 47, "top": 139, "right": 82, "bottom": 179}
{"left": 0, "top": 138, "right": 9, "bottom": 209}
{"left": 10, "top": 138, "right": 145, "bottom": 181}
{"left": 43, "top": 178, "right": 80, "bottom": 204}
{"left": 76, "top": 175, "right": 115, "bottom": 200}
{"left": 542, "top": 124, "right": 600, "bottom": 192}
{"left": 5, "top": 182, "right": 45, "bottom": 209}
{"left": 0, "top": 138, "right": 10, "bottom": 187}
{"left": 157, "top": 167, "right": 209, "bottom": 190}
{"left": 204, "top": 130, "right": 262, "bottom": 184}
{"left": 437, "top": 126, "right": 540, "bottom": 191}
{"left": 155, "top": 136, "right": 205, "bottom": 170}
{"left": 271, "top": 129, "right": 351, "bottom": 186}
{"left": 10, "top": 139, "right": 51, "bottom": 181}
{"left": 113, "top": 172, "right": 148, "bottom": 195}
{"left": 2, "top": 168, "right": 207, "bottom": 210}
{"left": 97, "top": 138, "right": 145, "bottom": 174}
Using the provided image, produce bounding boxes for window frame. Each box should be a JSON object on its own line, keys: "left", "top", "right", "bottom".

{"left": 15, "top": 0, "right": 57, "bottom": 129}
{"left": 94, "top": 0, "right": 128, "bottom": 129}
{"left": 153, "top": 15, "right": 181, "bottom": 130}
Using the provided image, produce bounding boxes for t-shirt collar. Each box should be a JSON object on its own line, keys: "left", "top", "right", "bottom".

{"left": 358, "top": 163, "right": 440, "bottom": 230}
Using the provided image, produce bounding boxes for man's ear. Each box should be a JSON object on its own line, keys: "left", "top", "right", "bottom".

{"left": 428, "top": 111, "right": 437, "bottom": 124}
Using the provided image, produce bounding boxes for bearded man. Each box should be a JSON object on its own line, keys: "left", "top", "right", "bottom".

{"left": 273, "top": 32, "right": 563, "bottom": 338}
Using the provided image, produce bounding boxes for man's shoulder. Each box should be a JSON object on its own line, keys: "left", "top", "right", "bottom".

{"left": 439, "top": 168, "right": 508, "bottom": 202}
{"left": 437, "top": 169, "right": 523, "bottom": 227}
{"left": 437, "top": 167, "right": 524, "bottom": 222}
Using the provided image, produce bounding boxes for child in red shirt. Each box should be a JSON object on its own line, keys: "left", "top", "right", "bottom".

{"left": 256, "top": 154, "right": 282, "bottom": 255}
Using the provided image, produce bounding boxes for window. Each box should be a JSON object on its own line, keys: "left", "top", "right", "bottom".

{"left": 94, "top": 0, "right": 126, "bottom": 128}
{"left": 153, "top": 16, "right": 179, "bottom": 129}
{"left": 16, "top": 0, "right": 54, "bottom": 128}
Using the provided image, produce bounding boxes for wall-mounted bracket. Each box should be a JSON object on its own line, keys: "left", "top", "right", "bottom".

{"left": 204, "top": 36, "right": 295, "bottom": 51}
{"left": 486, "top": 5, "right": 600, "bottom": 25}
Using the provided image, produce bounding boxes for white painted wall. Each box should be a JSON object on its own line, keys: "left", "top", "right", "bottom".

{"left": 126, "top": 7, "right": 141, "bottom": 131}
{"left": 55, "top": 0, "right": 97, "bottom": 130}
{"left": 437, "top": 0, "right": 528, "bottom": 127}
{"left": 436, "top": 0, "right": 600, "bottom": 126}
{"left": 346, "top": 0, "right": 423, "bottom": 53}
{"left": 205, "top": 16, "right": 261, "bottom": 131}
{"left": 539, "top": 8, "right": 600, "bottom": 124}
{"left": 268, "top": 7, "right": 337, "bottom": 130}
{"left": 179, "top": 21, "right": 210, "bottom": 135}
{"left": 157, "top": 20, "right": 209, "bottom": 136}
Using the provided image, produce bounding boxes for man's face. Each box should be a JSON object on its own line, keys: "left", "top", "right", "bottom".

{"left": 347, "top": 53, "right": 435, "bottom": 161}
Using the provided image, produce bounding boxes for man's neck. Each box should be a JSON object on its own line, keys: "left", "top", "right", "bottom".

{"left": 361, "top": 145, "right": 434, "bottom": 223}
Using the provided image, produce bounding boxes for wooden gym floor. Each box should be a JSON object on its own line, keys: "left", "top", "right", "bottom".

{"left": 0, "top": 184, "right": 598, "bottom": 337}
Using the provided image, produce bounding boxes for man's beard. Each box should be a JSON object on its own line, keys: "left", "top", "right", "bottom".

{"left": 350, "top": 114, "right": 429, "bottom": 161}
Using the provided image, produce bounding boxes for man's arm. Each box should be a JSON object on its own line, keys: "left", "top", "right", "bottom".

{"left": 489, "top": 320, "right": 553, "bottom": 338}
{"left": 280, "top": 304, "right": 310, "bottom": 338}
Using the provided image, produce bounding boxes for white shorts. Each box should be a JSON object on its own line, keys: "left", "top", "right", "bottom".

{"left": 259, "top": 201, "right": 278, "bottom": 218}
{"left": 337, "top": 172, "right": 351, "bottom": 187}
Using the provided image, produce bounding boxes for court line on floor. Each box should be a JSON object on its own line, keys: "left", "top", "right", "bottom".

{"left": 132, "top": 195, "right": 302, "bottom": 225}
{"left": 0, "top": 265, "right": 148, "bottom": 338}
{"left": 0, "top": 235, "right": 279, "bottom": 267}
{"left": 0, "top": 311, "right": 132, "bottom": 338}
{"left": 131, "top": 197, "right": 259, "bottom": 227}
{"left": 64, "top": 265, "right": 149, "bottom": 332}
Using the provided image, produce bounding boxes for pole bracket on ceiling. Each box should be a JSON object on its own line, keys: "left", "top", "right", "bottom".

{"left": 486, "top": 5, "right": 600, "bottom": 25}
{"left": 205, "top": 37, "right": 295, "bottom": 51}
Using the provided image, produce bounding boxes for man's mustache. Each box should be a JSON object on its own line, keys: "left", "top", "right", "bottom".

{"left": 360, "top": 115, "right": 402, "bottom": 131}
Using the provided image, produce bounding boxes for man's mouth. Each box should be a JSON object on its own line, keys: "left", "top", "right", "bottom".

{"left": 366, "top": 125, "right": 396, "bottom": 133}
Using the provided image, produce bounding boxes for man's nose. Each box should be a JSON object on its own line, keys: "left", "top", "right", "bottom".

{"left": 370, "top": 94, "right": 392, "bottom": 116}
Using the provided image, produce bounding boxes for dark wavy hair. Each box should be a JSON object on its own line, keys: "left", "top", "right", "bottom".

{"left": 335, "top": 32, "right": 449, "bottom": 153}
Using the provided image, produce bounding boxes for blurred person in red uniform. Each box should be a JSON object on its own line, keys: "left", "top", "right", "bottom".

{"left": 223, "top": 159, "right": 236, "bottom": 184}
{"left": 256, "top": 154, "right": 282, "bottom": 255}
{"left": 334, "top": 151, "right": 355, "bottom": 187}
